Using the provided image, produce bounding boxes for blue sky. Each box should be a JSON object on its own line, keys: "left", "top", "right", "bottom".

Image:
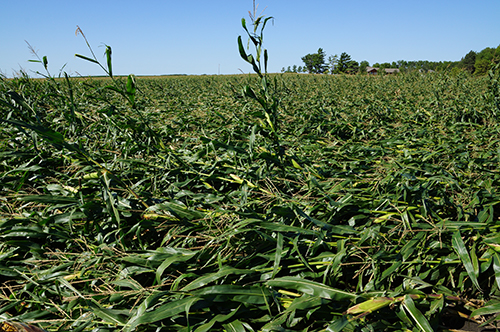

{"left": 1, "top": 0, "right": 499, "bottom": 77}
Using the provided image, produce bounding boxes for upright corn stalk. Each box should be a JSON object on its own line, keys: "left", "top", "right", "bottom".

{"left": 238, "top": 8, "right": 284, "bottom": 167}
{"left": 488, "top": 61, "right": 500, "bottom": 118}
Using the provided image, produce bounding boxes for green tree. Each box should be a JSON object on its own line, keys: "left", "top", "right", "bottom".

{"left": 476, "top": 47, "right": 496, "bottom": 62}
{"left": 333, "top": 52, "right": 359, "bottom": 74}
{"left": 334, "top": 52, "right": 351, "bottom": 73}
{"left": 346, "top": 60, "right": 359, "bottom": 74}
{"left": 379, "top": 62, "right": 391, "bottom": 69}
{"left": 461, "top": 50, "right": 476, "bottom": 73}
{"left": 474, "top": 46, "right": 500, "bottom": 75}
{"left": 301, "top": 48, "right": 328, "bottom": 74}
{"left": 397, "top": 60, "right": 407, "bottom": 70}
{"left": 475, "top": 59, "right": 491, "bottom": 76}
{"left": 328, "top": 54, "right": 338, "bottom": 74}
{"left": 359, "top": 60, "right": 369, "bottom": 73}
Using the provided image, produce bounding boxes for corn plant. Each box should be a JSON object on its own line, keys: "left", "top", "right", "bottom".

{"left": 237, "top": 5, "right": 286, "bottom": 169}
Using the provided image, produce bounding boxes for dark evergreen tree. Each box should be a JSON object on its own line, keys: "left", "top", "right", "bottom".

{"left": 332, "top": 52, "right": 359, "bottom": 74}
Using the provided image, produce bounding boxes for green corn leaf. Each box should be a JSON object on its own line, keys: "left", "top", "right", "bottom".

{"left": 237, "top": 36, "right": 248, "bottom": 62}
{"left": 380, "top": 261, "right": 403, "bottom": 281}
{"left": 257, "top": 222, "right": 319, "bottom": 236}
{"left": 292, "top": 159, "right": 304, "bottom": 170}
{"left": 240, "top": 18, "right": 248, "bottom": 33}
{"left": 105, "top": 45, "right": 112, "bottom": 77}
{"left": 91, "top": 306, "right": 127, "bottom": 326}
{"left": 154, "top": 201, "right": 205, "bottom": 221}
{"left": 75, "top": 53, "right": 99, "bottom": 64}
{"left": 402, "top": 294, "right": 433, "bottom": 332}
{"left": 251, "top": 57, "right": 261, "bottom": 75}
{"left": 2, "top": 118, "right": 82, "bottom": 154}
{"left": 272, "top": 232, "right": 283, "bottom": 279}
{"left": 243, "top": 85, "right": 257, "bottom": 99}
{"left": 246, "top": 54, "right": 255, "bottom": 67}
{"left": 294, "top": 206, "right": 332, "bottom": 231}
{"left": 155, "top": 251, "right": 197, "bottom": 284}
{"left": 103, "top": 85, "right": 124, "bottom": 95}
{"left": 261, "top": 16, "right": 274, "bottom": 33}
{"left": 452, "top": 230, "right": 481, "bottom": 290}
{"left": 292, "top": 236, "right": 314, "bottom": 272}
{"left": 102, "top": 170, "right": 121, "bottom": 226}
{"left": 181, "top": 267, "right": 250, "bottom": 292}
{"left": 326, "top": 316, "right": 350, "bottom": 332}
{"left": 470, "top": 302, "right": 500, "bottom": 317}
{"left": 347, "top": 297, "right": 394, "bottom": 315}
{"left": 222, "top": 320, "right": 246, "bottom": 332}
{"left": 17, "top": 195, "right": 78, "bottom": 203}
{"left": 125, "top": 296, "right": 202, "bottom": 331}
{"left": 64, "top": 71, "right": 76, "bottom": 120}
{"left": 185, "top": 296, "right": 198, "bottom": 331}
{"left": 7, "top": 90, "right": 34, "bottom": 112}
{"left": 42, "top": 55, "right": 48, "bottom": 70}
{"left": 493, "top": 252, "right": 500, "bottom": 290}
{"left": 124, "top": 291, "right": 169, "bottom": 328}
{"left": 429, "top": 294, "right": 444, "bottom": 314}
{"left": 264, "top": 111, "right": 275, "bottom": 133}
{"left": 264, "top": 49, "right": 268, "bottom": 73}
{"left": 58, "top": 277, "right": 85, "bottom": 299}
{"left": 484, "top": 234, "right": 500, "bottom": 252}
{"left": 266, "top": 277, "right": 356, "bottom": 301}
{"left": 261, "top": 314, "right": 288, "bottom": 332}
{"left": 194, "top": 305, "right": 242, "bottom": 332}
{"left": 249, "top": 124, "right": 257, "bottom": 152}
{"left": 253, "top": 16, "right": 262, "bottom": 30}
{"left": 284, "top": 295, "right": 326, "bottom": 313}
{"left": 470, "top": 242, "right": 480, "bottom": 278}
{"left": 190, "top": 284, "right": 270, "bottom": 298}
{"left": 126, "top": 74, "right": 136, "bottom": 106}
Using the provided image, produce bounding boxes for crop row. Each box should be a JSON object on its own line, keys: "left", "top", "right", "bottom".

{"left": 0, "top": 69, "right": 499, "bottom": 331}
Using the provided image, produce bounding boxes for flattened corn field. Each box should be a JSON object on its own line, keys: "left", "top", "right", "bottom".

{"left": 1, "top": 70, "right": 500, "bottom": 331}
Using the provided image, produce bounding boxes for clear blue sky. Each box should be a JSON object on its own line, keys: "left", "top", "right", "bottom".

{"left": 1, "top": 0, "right": 499, "bottom": 77}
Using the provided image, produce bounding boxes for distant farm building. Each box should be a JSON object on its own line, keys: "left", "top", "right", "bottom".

{"left": 366, "top": 67, "right": 400, "bottom": 74}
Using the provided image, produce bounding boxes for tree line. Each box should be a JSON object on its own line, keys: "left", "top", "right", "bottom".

{"left": 282, "top": 45, "right": 500, "bottom": 75}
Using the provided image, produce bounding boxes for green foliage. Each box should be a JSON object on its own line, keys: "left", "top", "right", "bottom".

{"left": 333, "top": 52, "right": 359, "bottom": 74}
{"left": 473, "top": 46, "right": 500, "bottom": 76}
{"left": 238, "top": 9, "right": 284, "bottom": 169}
{"left": 475, "top": 58, "right": 492, "bottom": 76}
{"left": 359, "top": 60, "right": 369, "bottom": 73}
{"left": 301, "top": 48, "right": 328, "bottom": 74}
{"left": 327, "top": 54, "right": 338, "bottom": 74}
{"left": 461, "top": 50, "right": 477, "bottom": 73}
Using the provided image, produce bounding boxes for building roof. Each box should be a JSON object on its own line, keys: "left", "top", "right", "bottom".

{"left": 365, "top": 67, "right": 400, "bottom": 74}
